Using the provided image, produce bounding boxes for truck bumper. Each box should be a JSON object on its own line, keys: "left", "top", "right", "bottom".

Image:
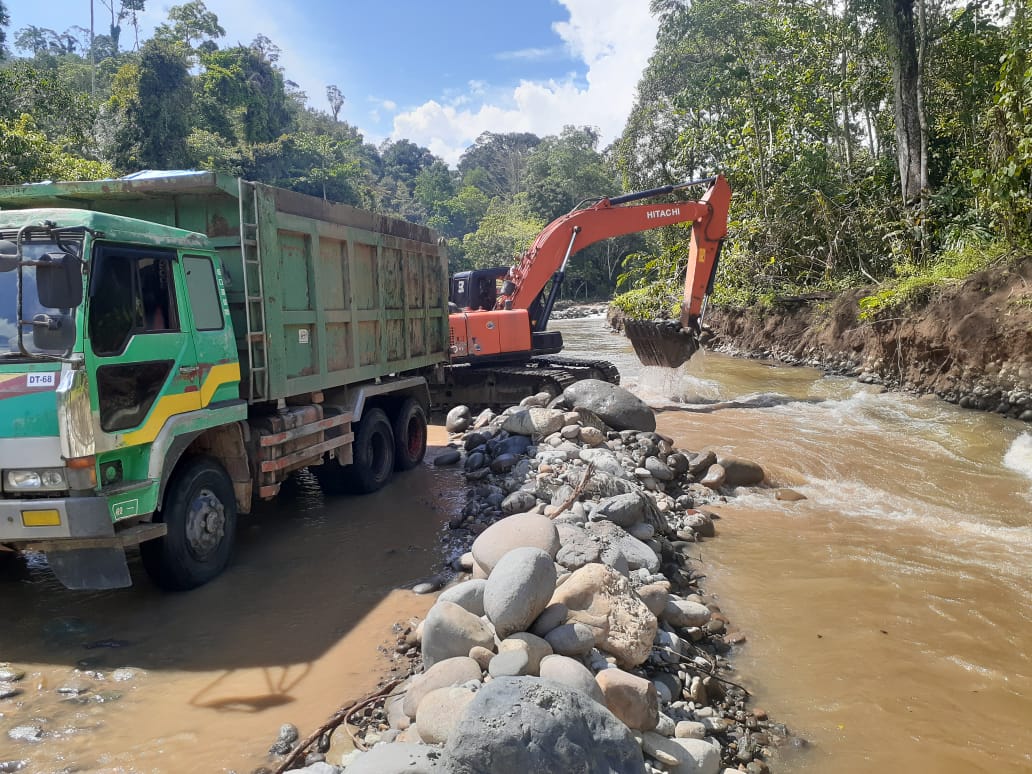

{"left": 0, "top": 496, "right": 113, "bottom": 543}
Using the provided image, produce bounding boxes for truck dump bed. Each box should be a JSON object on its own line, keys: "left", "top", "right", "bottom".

{"left": 0, "top": 172, "right": 450, "bottom": 402}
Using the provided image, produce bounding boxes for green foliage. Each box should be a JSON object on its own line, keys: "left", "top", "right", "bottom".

{"left": 457, "top": 132, "right": 541, "bottom": 198}
{"left": 610, "top": 283, "right": 682, "bottom": 321}
{"left": 0, "top": 2, "right": 9, "bottom": 59}
{"left": 857, "top": 242, "right": 1011, "bottom": 319}
{"left": 0, "top": 115, "right": 115, "bottom": 184}
{"left": 461, "top": 194, "right": 545, "bottom": 270}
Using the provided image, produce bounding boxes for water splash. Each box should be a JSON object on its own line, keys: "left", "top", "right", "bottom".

{"left": 1004, "top": 433, "right": 1032, "bottom": 480}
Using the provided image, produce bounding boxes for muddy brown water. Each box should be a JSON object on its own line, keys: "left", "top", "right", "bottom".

{"left": 4, "top": 320, "right": 1032, "bottom": 773}
{"left": 0, "top": 427, "right": 461, "bottom": 772}
{"left": 560, "top": 316, "right": 1032, "bottom": 773}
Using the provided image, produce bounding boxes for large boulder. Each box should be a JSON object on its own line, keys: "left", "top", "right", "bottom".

{"left": 415, "top": 685, "right": 478, "bottom": 744}
{"left": 483, "top": 547, "right": 558, "bottom": 638}
{"left": 538, "top": 654, "right": 606, "bottom": 705}
{"left": 343, "top": 742, "right": 445, "bottom": 774}
{"left": 502, "top": 408, "right": 567, "bottom": 437}
{"left": 549, "top": 563, "right": 657, "bottom": 668}
{"left": 421, "top": 601, "right": 496, "bottom": 668}
{"left": 591, "top": 492, "right": 650, "bottom": 528}
{"left": 437, "top": 579, "right": 487, "bottom": 617}
{"left": 595, "top": 668, "right": 659, "bottom": 731}
{"left": 587, "top": 520, "right": 661, "bottom": 574}
{"left": 716, "top": 455, "right": 766, "bottom": 486}
{"left": 562, "top": 380, "right": 656, "bottom": 432}
{"left": 403, "top": 656, "right": 483, "bottom": 718}
{"left": 471, "top": 514, "right": 560, "bottom": 574}
{"left": 443, "top": 677, "right": 646, "bottom": 774}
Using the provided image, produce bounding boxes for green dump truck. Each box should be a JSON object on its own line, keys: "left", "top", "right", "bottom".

{"left": 0, "top": 171, "right": 450, "bottom": 590}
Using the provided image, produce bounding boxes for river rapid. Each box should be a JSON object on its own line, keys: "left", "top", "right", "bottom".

{"left": 557, "top": 316, "right": 1032, "bottom": 773}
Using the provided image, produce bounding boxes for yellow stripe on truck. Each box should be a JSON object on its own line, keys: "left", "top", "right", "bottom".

{"left": 122, "top": 363, "right": 241, "bottom": 446}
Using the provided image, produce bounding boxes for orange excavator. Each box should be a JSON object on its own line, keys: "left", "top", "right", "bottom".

{"left": 446, "top": 175, "right": 730, "bottom": 398}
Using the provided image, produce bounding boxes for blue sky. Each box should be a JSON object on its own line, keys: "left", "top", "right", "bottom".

{"left": 3, "top": 0, "right": 658, "bottom": 163}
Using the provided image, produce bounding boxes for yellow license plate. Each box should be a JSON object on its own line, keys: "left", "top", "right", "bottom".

{"left": 22, "top": 509, "right": 61, "bottom": 527}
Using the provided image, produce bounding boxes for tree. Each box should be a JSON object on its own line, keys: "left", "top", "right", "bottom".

{"left": 461, "top": 195, "right": 545, "bottom": 270}
{"left": 880, "top": 0, "right": 924, "bottom": 206}
{"left": 14, "top": 26, "right": 51, "bottom": 56}
{"left": 154, "top": 1, "right": 225, "bottom": 49}
{"left": 0, "top": 115, "right": 115, "bottom": 184}
{"left": 380, "top": 139, "right": 436, "bottom": 190}
{"left": 326, "top": 84, "right": 344, "bottom": 122}
{"left": 109, "top": 39, "right": 193, "bottom": 170}
{"left": 457, "top": 131, "right": 541, "bottom": 198}
{"left": 524, "top": 126, "right": 611, "bottom": 220}
{"left": 0, "top": 1, "right": 8, "bottom": 60}
{"left": 99, "top": 0, "right": 147, "bottom": 53}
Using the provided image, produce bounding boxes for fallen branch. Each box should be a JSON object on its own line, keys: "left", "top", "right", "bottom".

{"left": 272, "top": 678, "right": 404, "bottom": 773}
{"left": 550, "top": 461, "right": 594, "bottom": 518}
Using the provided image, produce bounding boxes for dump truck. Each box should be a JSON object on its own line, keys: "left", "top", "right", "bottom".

{"left": 0, "top": 171, "right": 450, "bottom": 590}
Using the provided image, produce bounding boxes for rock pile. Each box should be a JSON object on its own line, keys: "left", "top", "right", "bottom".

{"left": 290, "top": 380, "right": 786, "bottom": 774}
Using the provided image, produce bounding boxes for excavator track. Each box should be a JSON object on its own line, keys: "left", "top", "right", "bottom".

{"left": 430, "top": 357, "right": 621, "bottom": 415}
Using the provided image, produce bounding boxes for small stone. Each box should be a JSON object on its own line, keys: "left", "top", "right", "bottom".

{"left": 488, "top": 649, "right": 531, "bottom": 678}
{"left": 775, "top": 488, "right": 806, "bottom": 501}
{"left": 57, "top": 677, "right": 93, "bottom": 696}
{"left": 446, "top": 406, "right": 472, "bottom": 433}
{"left": 675, "top": 720, "right": 707, "bottom": 739}
{"left": 434, "top": 448, "right": 462, "bottom": 466}
{"left": 595, "top": 668, "right": 659, "bottom": 731}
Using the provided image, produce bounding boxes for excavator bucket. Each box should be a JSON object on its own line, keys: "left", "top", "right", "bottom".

{"left": 624, "top": 319, "right": 701, "bottom": 368}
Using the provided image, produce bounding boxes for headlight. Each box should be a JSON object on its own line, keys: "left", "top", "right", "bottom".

{"left": 4, "top": 468, "right": 68, "bottom": 491}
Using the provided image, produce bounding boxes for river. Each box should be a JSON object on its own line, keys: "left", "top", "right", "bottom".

{"left": 557, "top": 315, "right": 1032, "bottom": 773}
{"left": 2, "top": 319, "right": 1031, "bottom": 773}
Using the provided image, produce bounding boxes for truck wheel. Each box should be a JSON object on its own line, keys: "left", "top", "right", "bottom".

{"left": 392, "top": 398, "right": 427, "bottom": 471}
{"left": 340, "top": 408, "right": 395, "bottom": 494}
{"left": 141, "top": 456, "right": 237, "bottom": 591}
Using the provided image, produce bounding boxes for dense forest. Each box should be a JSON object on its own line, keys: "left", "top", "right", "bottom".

{"left": 0, "top": 0, "right": 1030, "bottom": 314}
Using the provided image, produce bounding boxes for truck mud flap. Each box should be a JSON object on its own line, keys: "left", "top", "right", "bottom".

{"left": 47, "top": 548, "right": 132, "bottom": 590}
{"left": 623, "top": 319, "right": 700, "bottom": 368}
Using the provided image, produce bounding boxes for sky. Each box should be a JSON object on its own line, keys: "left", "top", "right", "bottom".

{"left": 3, "top": 0, "right": 659, "bottom": 164}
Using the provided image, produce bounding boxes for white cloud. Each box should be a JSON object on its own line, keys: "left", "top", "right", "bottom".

{"left": 391, "top": 0, "right": 658, "bottom": 165}
{"left": 495, "top": 46, "right": 562, "bottom": 62}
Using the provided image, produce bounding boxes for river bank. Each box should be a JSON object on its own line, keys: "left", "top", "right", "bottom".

{"left": 274, "top": 380, "right": 788, "bottom": 774}
{"left": 698, "top": 258, "right": 1032, "bottom": 420}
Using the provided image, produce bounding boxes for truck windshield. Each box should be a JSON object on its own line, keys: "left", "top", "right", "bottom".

{"left": 0, "top": 243, "right": 80, "bottom": 357}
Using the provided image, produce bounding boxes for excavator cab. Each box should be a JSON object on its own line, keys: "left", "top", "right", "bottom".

{"left": 450, "top": 268, "right": 509, "bottom": 311}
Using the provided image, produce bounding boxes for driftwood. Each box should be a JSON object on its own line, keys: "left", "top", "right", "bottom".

{"left": 548, "top": 462, "right": 595, "bottom": 518}
{"left": 272, "top": 678, "right": 403, "bottom": 773}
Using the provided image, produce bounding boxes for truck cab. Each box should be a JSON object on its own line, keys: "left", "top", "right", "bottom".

{"left": 0, "top": 209, "right": 244, "bottom": 590}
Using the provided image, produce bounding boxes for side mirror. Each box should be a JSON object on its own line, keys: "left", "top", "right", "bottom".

{"left": 31, "top": 313, "right": 75, "bottom": 352}
{"left": 37, "top": 252, "right": 83, "bottom": 309}
{"left": 0, "top": 240, "right": 17, "bottom": 273}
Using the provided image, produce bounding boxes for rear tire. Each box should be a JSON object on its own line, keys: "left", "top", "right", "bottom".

{"left": 392, "top": 398, "right": 427, "bottom": 471}
{"left": 141, "top": 456, "right": 237, "bottom": 591}
{"left": 334, "top": 408, "right": 395, "bottom": 494}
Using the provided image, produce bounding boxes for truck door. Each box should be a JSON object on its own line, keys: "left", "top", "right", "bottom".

{"left": 179, "top": 253, "right": 237, "bottom": 401}
{"left": 86, "top": 244, "right": 201, "bottom": 451}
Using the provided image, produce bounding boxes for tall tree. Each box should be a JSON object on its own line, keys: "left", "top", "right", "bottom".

{"left": 109, "top": 39, "right": 193, "bottom": 170}
{"left": 0, "top": 2, "right": 10, "bottom": 59}
{"left": 154, "top": 1, "right": 225, "bottom": 49}
{"left": 457, "top": 132, "right": 541, "bottom": 198}
{"left": 880, "top": 0, "right": 924, "bottom": 206}
{"left": 326, "top": 84, "right": 344, "bottom": 121}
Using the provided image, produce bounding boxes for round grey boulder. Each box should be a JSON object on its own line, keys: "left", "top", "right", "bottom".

{"left": 562, "top": 380, "right": 656, "bottom": 432}
{"left": 471, "top": 513, "right": 560, "bottom": 574}
{"left": 437, "top": 579, "right": 487, "bottom": 617}
{"left": 443, "top": 676, "right": 645, "bottom": 774}
{"left": 538, "top": 654, "right": 606, "bottom": 705}
{"left": 421, "top": 601, "right": 496, "bottom": 668}
{"left": 483, "top": 547, "right": 557, "bottom": 638}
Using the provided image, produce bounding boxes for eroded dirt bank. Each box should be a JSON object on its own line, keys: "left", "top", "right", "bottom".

{"left": 622, "top": 258, "right": 1032, "bottom": 419}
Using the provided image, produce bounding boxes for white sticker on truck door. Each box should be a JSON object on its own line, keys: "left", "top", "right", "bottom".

{"left": 26, "top": 373, "right": 56, "bottom": 388}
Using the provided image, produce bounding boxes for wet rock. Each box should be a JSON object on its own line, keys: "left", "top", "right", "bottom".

{"left": 57, "top": 677, "right": 93, "bottom": 696}
{"left": 412, "top": 576, "right": 446, "bottom": 594}
{"left": 437, "top": 579, "right": 487, "bottom": 617}
{"left": 421, "top": 601, "right": 496, "bottom": 668}
{"left": 688, "top": 450, "right": 717, "bottom": 476}
{"left": 0, "top": 684, "right": 22, "bottom": 700}
{"left": 595, "top": 668, "right": 659, "bottom": 731}
{"left": 434, "top": 448, "right": 462, "bottom": 467}
{"left": 444, "top": 677, "right": 645, "bottom": 774}
{"left": 550, "top": 563, "right": 657, "bottom": 668}
{"left": 0, "top": 666, "right": 25, "bottom": 682}
{"left": 415, "top": 685, "right": 478, "bottom": 744}
{"left": 111, "top": 667, "right": 144, "bottom": 682}
{"left": 344, "top": 742, "right": 445, "bottom": 773}
{"left": 682, "top": 510, "right": 715, "bottom": 538}
{"left": 700, "top": 464, "right": 726, "bottom": 489}
{"left": 446, "top": 406, "right": 473, "bottom": 433}
{"left": 538, "top": 654, "right": 606, "bottom": 705}
{"left": 471, "top": 514, "right": 560, "bottom": 574}
{"left": 7, "top": 725, "right": 43, "bottom": 743}
{"left": 484, "top": 547, "right": 558, "bottom": 639}
{"left": 403, "top": 657, "right": 483, "bottom": 718}
{"left": 562, "top": 380, "right": 657, "bottom": 432}
{"left": 268, "top": 723, "right": 299, "bottom": 755}
{"left": 775, "top": 488, "right": 806, "bottom": 501}
{"left": 716, "top": 456, "right": 765, "bottom": 486}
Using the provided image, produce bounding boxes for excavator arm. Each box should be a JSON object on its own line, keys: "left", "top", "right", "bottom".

{"left": 500, "top": 175, "right": 731, "bottom": 340}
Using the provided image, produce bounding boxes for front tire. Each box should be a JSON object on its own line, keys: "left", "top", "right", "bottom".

{"left": 392, "top": 398, "right": 428, "bottom": 471}
{"left": 141, "top": 456, "right": 237, "bottom": 591}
